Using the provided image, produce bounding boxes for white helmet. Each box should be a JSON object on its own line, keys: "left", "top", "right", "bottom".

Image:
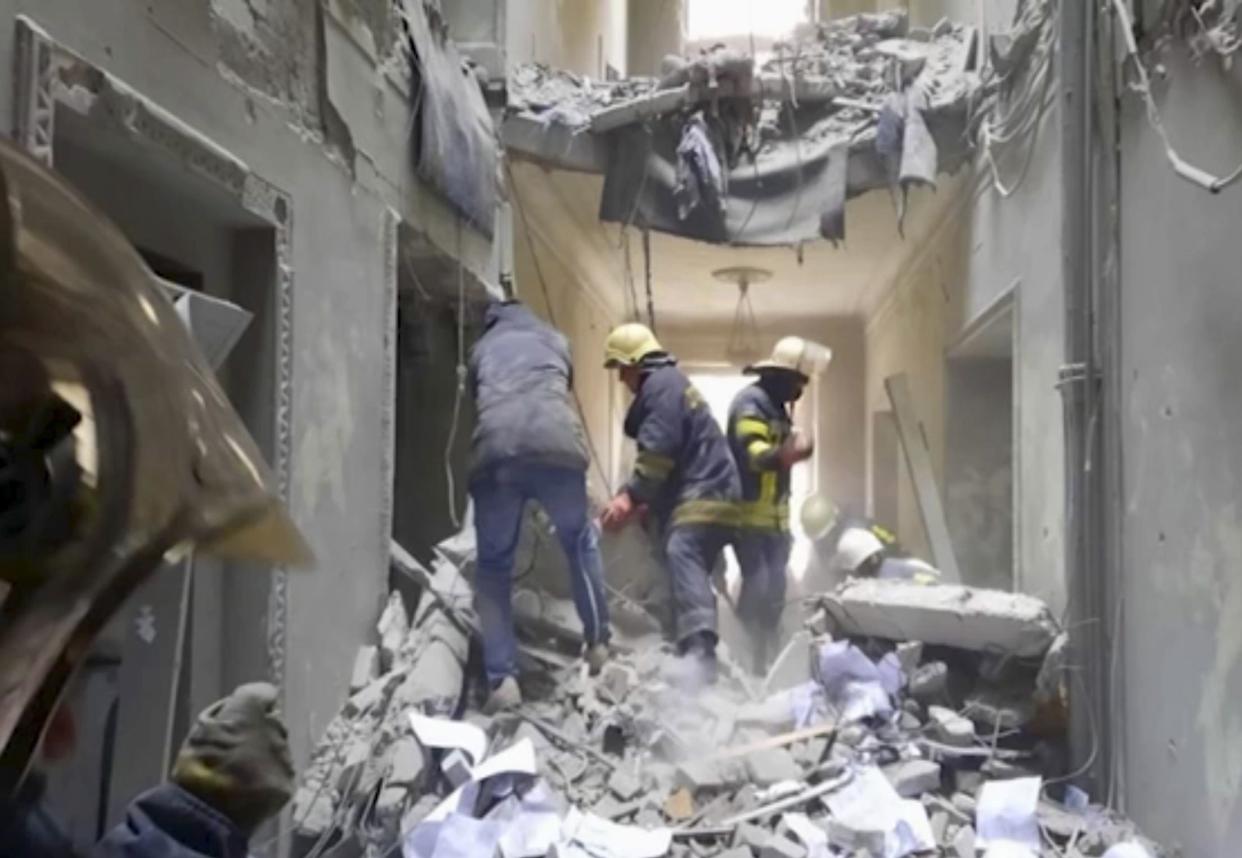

{"left": 835, "top": 526, "right": 885, "bottom": 574}
{"left": 745, "top": 336, "right": 833, "bottom": 379}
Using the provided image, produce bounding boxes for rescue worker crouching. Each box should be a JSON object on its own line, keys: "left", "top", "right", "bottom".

{"left": 468, "top": 299, "right": 612, "bottom": 715}
{"left": 727, "top": 337, "right": 830, "bottom": 673}
{"left": 800, "top": 495, "right": 940, "bottom": 584}
{"left": 599, "top": 323, "right": 741, "bottom": 684}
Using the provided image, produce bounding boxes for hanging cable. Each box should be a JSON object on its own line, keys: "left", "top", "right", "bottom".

{"left": 1111, "top": 0, "right": 1242, "bottom": 193}
{"left": 641, "top": 226, "right": 657, "bottom": 333}
{"left": 443, "top": 217, "right": 468, "bottom": 528}
{"left": 505, "top": 159, "right": 614, "bottom": 495}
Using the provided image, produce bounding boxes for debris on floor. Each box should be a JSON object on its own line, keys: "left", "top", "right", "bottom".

{"left": 291, "top": 522, "right": 1171, "bottom": 858}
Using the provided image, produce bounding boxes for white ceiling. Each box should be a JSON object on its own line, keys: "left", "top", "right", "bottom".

{"left": 509, "top": 160, "right": 969, "bottom": 326}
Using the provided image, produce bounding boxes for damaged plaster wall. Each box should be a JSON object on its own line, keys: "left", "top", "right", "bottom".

{"left": 510, "top": 189, "right": 624, "bottom": 504}
{"left": 506, "top": 0, "right": 629, "bottom": 78}
{"left": 627, "top": 0, "right": 684, "bottom": 76}
{"left": 860, "top": 1, "right": 1064, "bottom": 612}
{"left": 1116, "top": 45, "right": 1242, "bottom": 858}
{"left": 0, "top": 0, "right": 503, "bottom": 775}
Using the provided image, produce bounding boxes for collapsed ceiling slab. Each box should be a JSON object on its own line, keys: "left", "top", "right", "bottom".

{"left": 503, "top": 10, "right": 979, "bottom": 248}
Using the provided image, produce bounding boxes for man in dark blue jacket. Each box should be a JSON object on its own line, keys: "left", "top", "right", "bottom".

{"left": 469, "top": 300, "right": 611, "bottom": 713}
{"left": 0, "top": 682, "right": 293, "bottom": 858}
{"left": 600, "top": 324, "right": 740, "bottom": 682}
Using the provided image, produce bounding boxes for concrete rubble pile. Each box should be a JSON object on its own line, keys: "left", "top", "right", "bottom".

{"left": 503, "top": 8, "right": 981, "bottom": 242}
{"left": 292, "top": 522, "right": 1171, "bottom": 858}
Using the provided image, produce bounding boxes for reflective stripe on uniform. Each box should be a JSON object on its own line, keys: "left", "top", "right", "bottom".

{"left": 671, "top": 498, "right": 741, "bottom": 527}
{"left": 736, "top": 417, "right": 772, "bottom": 441}
{"left": 871, "top": 524, "right": 897, "bottom": 546}
{"left": 635, "top": 450, "right": 675, "bottom": 482}
{"left": 735, "top": 499, "right": 790, "bottom": 532}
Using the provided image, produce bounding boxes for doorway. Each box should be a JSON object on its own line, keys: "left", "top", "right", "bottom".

{"left": 944, "top": 300, "right": 1016, "bottom": 590}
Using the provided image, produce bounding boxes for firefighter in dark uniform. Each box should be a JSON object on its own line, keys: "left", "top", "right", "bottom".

{"left": 800, "top": 495, "right": 940, "bottom": 584}
{"left": 727, "top": 337, "right": 831, "bottom": 672}
{"left": 599, "top": 323, "right": 741, "bottom": 682}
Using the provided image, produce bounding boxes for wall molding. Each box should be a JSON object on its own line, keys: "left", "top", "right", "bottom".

{"left": 14, "top": 16, "right": 298, "bottom": 695}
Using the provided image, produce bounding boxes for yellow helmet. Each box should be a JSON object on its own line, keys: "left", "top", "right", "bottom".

{"left": 746, "top": 336, "right": 833, "bottom": 379}
{"left": 800, "top": 494, "right": 841, "bottom": 542}
{"left": 604, "top": 322, "right": 664, "bottom": 368}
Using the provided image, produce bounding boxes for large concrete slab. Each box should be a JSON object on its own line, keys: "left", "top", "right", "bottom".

{"left": 821, "top": 579, "right": 1059, "bottom": 657}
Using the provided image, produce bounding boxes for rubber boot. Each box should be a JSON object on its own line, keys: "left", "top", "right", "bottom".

{"left": 585, "top": 642, "right": 611, "bottom": 676}
{"left": 482, "top": 676, "right": 522, "bottom": 714}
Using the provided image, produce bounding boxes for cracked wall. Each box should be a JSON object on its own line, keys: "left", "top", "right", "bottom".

{"left": 209, "top": 0, "right": 321, "bottom": 127}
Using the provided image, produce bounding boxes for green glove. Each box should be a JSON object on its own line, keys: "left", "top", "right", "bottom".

{"left": 171, "top": 682, "right": 295, "bottom": 835}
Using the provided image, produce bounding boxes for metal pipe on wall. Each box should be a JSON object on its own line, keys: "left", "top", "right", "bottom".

{"left": 1060, "top": 0, "right": 1111, "bottom": 797}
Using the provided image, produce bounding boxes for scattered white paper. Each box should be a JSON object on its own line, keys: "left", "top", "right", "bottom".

{"left": 409, "top": 712, "right": 489, "bottom": 766}
{"left": 406, "top": 737, "right": 542, "bottom": 858}
{"left": 982, "top": 844, "right": 1039, "bottom": 858}
{"left": 558, "top": 807, "right": 672, "bottom": 858}
{"left": 492, "top": 782, "right": 565, "bottom": 858}
{"left": 429, "top": 813, "right": 503, "bottom": 858}
{"left": 823, "top": 767, "right": 934, "bottom": 858}
{"left": 892, "top": 800, "right": 936, "bottom": 856}
{"left": 976, "top": 777, "right": 1043, "bottom": 854}
{"left": 816, "top": 641, "right": 894, "bottom": 722}
{"left": 1103, "top": 845, "right": 1154, "bottom": 858}
{"left": 788, "top": 681, "right": 826, "bottom": 728}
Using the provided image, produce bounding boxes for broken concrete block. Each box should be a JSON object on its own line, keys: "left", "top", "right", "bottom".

{"left": 883, "top": 759, "right": 941, "bottom": 797}
{"left": 930, "top": 810, "right": 949, "bottom": 844}
{"left": 597, "top": 662, "right": 638, "bottom": 704}
{"left": 899, "top": 711, "right": 922, "bottom": 731}
{"left": 675, "top": 758, "right": 746, "bottom": 791}
{"left": 837, "top": 725, "right": 866, "bottom": 747}
{"left": 952, "top": 824, "right": 976, "bottom": 858}
{"left": 951, "top": 792, "right": 977, "bottom": 816}
{"left": 907, "top": 661, "right": 949, "bottom": 704}
{"left": 954, "top": 768, "right": 984, "bottom": 795}
{"left": 895, "top": 640, "right": 923, "bottom": 675}
{"left": 350, "top": 645, "right": 380, "bottom": 693}
{"left": 377, "top": 591, "right": 409, "bottom": 671}
{"left": 928, "top": 706, "right": 975, "bottom": 746}
{"left": 735, "top": 823, "right": 771, "bottom": 853}
{"left": 718, "top": 849, "right": 756, "bottom": 858}
{"left": 982, "top": 757, "right": 1040, "bottom": 781}
{"left": 805, "top": 607, "right": 832, "bottom": 636}
{"left": 608, "top": 768, "right": 643, "bottom": 801}
{"left": 763, "top": 630, "right": 812, "bottom": 695}
{"left": 744, "top": 747, "right": 803, "bottom": 786}
{"left": 821, "top": 579, "right": 1060, "bottom": 658}
{"left": 664, "top": 787, "right": 695, "bottom": 821}
{"left": 759, "top": 835, "right": 806, "bottom": 858}
{"left": 386, "top": 737, "right": 426, "bottom": 787}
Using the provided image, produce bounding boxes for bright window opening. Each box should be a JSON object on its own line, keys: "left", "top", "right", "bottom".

{"left": 686, "top": 0, "right": 808, "bottom": 42}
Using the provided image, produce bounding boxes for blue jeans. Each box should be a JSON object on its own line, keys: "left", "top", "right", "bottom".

{"left": 470, "top": 462, "right": 610, "bottom": 684}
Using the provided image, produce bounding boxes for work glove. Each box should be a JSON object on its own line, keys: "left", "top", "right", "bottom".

{"left": 776, "top": 430, "right": 814, "bottom": 469}
{"left": 170, "top": 682, "right": 295, "bottom": 837}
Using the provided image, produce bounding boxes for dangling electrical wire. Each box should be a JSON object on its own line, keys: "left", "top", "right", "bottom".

{"left": 641, "top": 226, "right": 657, "bottom": 332}
{"left": 443, "top": 217, "right": 468, "bottom": 528}
{"left": 505, "top": 159, "right": 614, "bottom": 496}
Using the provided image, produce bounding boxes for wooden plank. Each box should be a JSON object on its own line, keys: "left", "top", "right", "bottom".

{"left": 884, "top": 373, "right": 962, "bottom": 582}
{"left": 704, "top": 720, "right": 838, "bottom": 764}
